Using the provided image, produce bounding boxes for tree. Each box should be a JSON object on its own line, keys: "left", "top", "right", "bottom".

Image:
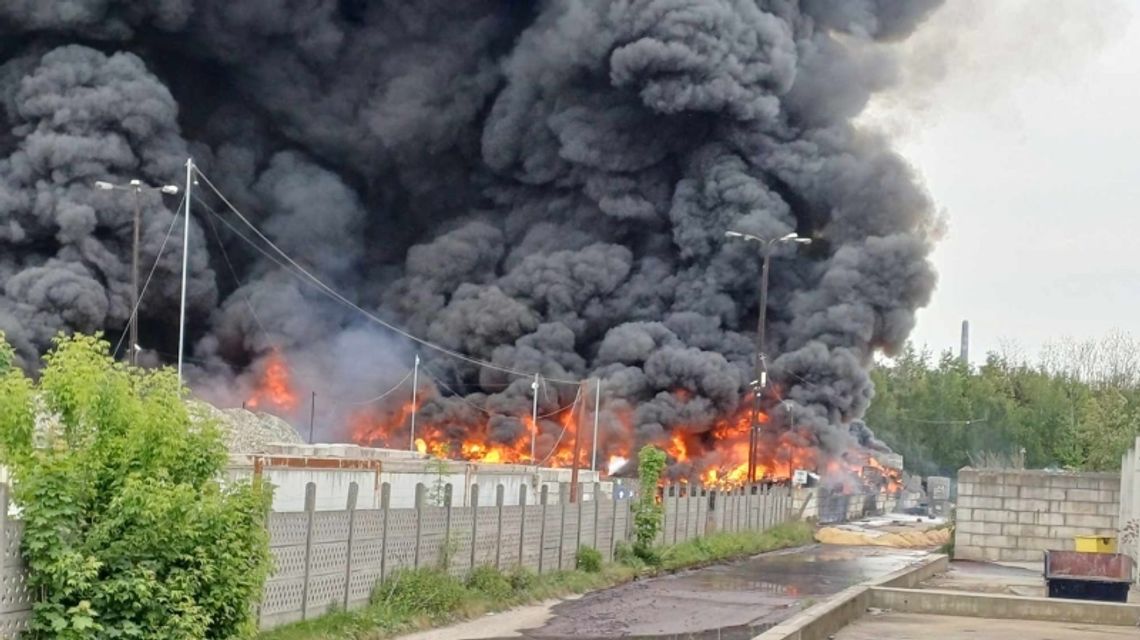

{"left": 0, "top": 333, "right": 271, "bottom": 639}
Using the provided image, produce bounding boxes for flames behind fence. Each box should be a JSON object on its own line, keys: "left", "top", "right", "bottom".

{"left": 245, "top": 352, "right": 900, "bottom": 494}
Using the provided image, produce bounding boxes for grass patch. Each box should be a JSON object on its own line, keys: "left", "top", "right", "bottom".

{"left": 258, "top": 521, "right": 813, "bottom": 640}
{"left": 657, "top": 521, "right": 814, "bottom": 571}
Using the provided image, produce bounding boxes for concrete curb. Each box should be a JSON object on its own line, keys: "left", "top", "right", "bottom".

{"left": 753, "top": 552, "right": 1140, "bottom": 640}
{"left": 752, "top": 554, "right": 949, "bottom": 640}
{"left": 870, "top": 586, "right": 1140, "bottom": 627}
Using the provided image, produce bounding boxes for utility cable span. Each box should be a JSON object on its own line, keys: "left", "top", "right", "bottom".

{"left": 536, "top": 383, "right": 583, "bottom": 467}
{"left": 199, "top": 197, "right": 272, "bottom": 343}
{"left": 113, "top": 193, "right": 186, "bottom": 359}
{"left": 191, "top": 167, "right": 580, "bottom": 385}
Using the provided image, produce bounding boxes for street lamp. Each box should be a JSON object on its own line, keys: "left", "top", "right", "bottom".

{"left": 94, "top": 178, "right": 180, "bottom": 365}
{"left": 724, "top": 229, "right": 811, "bottom": 483}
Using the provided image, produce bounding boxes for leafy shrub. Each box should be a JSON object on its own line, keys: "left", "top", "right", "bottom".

{"left": 466, "top": 565, "right": 513, "bottom": 601}
{"left": 507, "top": 566, "right": 537, "bottom": 592}
{"left": 0, "top": 333, "right": 271, "bottom": 639}
{"left": 576, "top": 546, "right": 603, "bottom": 573}
{"left": 633, "top": 445, "right": 666, "bottom": 561}
{"left": 377, "top": 568, "right": 468, "bottom": 615}
{"left": 614, "top": 541, "right": 644, "bottom": 568}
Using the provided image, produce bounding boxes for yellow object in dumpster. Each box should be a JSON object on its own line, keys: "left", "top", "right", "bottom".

{"left": 1074, "top": 535, "right": 1116, "bottom": 553}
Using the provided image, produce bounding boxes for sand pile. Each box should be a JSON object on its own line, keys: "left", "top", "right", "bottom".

{"left": 815, "top": 524, "right": 952, "bottom": 548}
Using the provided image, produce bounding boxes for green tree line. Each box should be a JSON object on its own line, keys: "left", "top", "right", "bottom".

{"left": 866, "top": 333, "right": 1140, "bottom": 476}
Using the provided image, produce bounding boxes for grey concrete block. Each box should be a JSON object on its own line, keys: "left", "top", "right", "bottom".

{"left": 967, "top": 496, "right": 1003, "bottom": 510}
{"left": 998, "top": 547, "right": 1040, "bottom": 562}
{"left": 1055, "top": 499, "right": 1098, "bottom": 515}
{"left": 1063, "top": 513, "right": 1115, "bottom": 530}
{"left": 957, "top": 482, "right": 974, "bottom": 497}
{"left": 957, "top": 521, "right": 983, "bottom": 535}
{"left": 975, "top": 509, "right": 1014, "bottom": 524}
{"left": 956, "top": 508, "right": 972, "bottom": 522}
{"left": 976, "top": 534, "right": 1014, "bottom": 548}
{"left": 1005, "top": 498, "right": 1049, "bottom": 512}
{"left": 1097, "top": 502, "right": 1119, "bottom": 517}
{"left": 1019, "top": 487, "right": 1064, "bottom": 501}
{"left": 954, "top": 545, "right": 983, "bottom": 561}
{"left": 1065, "top": 488, "right": 1101, "bottom": 502}
{"left": 1003, "top": 523, "right": 1048, "bottom": 538}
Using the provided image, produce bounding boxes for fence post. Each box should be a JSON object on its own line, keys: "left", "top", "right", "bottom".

{"left": 300, "top": 482, "right": 316, "bottom": 620}
{"left": 673, "top": 484, "right": 681, "bottom": 543}
{"left": 518, "top": 486, "right": 528, "bottom": 569}
{"left": 593, "top": 483, "right": 601, "bottom": 552}
{"left": 557, "top": 484, "right": 569, "bottom": 570}
{"left": 611, "top": 489, "right": 620, "bottom": 557}
{"left": 342, "top": 482, "right": 359, "bottom": 610}
{"left": 538, "top": 485, "right": 549, "bottom": 574}
{"left": 495, "top": 485, "right": 506, "bottom": 570}
{"left": 445, "top": 485, "right": 456, "bottom": 570}
{"left": 379, "top": 483, "right": 391, "bottom": 582}
{"left": 469, "top": 488, "right": 479, "bottom": 571}
{"left": 576, "top": 483, "right": 584, "bottom": 557}
{"left": 413, "top": 483, "right": 426, "bottom": 568}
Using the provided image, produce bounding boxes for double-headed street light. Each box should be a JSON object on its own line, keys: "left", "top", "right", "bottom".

{"left": 94, "top": 179, "right": 180, "bottom": 365}
{"left": 724, "top": 230, "right": 811, "bottom": 483}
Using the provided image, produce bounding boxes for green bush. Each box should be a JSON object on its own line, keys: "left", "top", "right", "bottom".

{"left": 466, "top": 565, "right": 513, "bottom": 601}
{"left": 0, "top": 333, "right": 271, "bottom": 639}
{"left": 376, "top": 568, "right": 468, "bottom": 615}
{"left": 633, "top": 445, "right": 666, "bottom": 562}
{"left": 507, "top": 566, "right": 537, "bottom": 593}
{"left": 576, "top": 546, "right": 603, "bottom": 573}
{"left": 613, "top": 541, "right": 644, "bottom": 568}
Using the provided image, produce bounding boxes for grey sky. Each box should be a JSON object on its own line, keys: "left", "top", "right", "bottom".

{"left": 861, "top": 0, "right": 1139, "bottom": 362}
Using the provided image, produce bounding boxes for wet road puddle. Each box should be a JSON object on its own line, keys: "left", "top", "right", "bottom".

{"left": 481, "top": 546, "right": 932, "bottom": 640}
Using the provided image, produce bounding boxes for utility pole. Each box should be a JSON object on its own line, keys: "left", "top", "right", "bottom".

{"left": 591, "top": 378, "right": 602, "bottom": 471}
{"left": 94, "top": 178, "right": 180, "bottom": 365}
{"left": 409, "top": 355, "right": 420, "bottom": 451}
{"left": 177, "top": 158, "right": 194, "bottom": 387}
{"left": 724, "top": 230, "right": 811, "bottom": 483}
{"left": 570, "top": 380, "right": 586, "bottom": 502}
{"left": 530, "top": 374, "right": 540, "bottom": 463}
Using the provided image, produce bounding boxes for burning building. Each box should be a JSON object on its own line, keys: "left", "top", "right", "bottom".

{"left": 0, "top": 1, "right": 939, "bottom": 490}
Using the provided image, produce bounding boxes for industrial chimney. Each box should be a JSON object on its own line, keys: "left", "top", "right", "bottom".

{"left": 960, "top": 320, "right": 970, "bottom": 364}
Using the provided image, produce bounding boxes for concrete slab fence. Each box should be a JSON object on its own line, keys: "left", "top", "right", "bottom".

{"left": 0, "top": 480, "right": 803, "bottom": 635}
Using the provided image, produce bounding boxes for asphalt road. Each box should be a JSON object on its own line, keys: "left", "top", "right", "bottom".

{"left": 403, "top": 544, "right": 932, "bottom": 640}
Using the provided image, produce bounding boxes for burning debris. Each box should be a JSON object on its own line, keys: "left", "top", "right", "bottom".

{"left": 0, "top": 1, "right": 940, "bottom": 490}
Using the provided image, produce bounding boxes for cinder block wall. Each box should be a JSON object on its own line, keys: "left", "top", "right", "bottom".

{"left": 955, "top": 468, "right": 1120, "bottom": 562}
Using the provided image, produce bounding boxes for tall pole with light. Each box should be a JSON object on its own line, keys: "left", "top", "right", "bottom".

{"left": 723, "top": 230, "right": 811, "bottom": 483}
{"left": 94, "top": 179, "right": 180, "bottom": 365}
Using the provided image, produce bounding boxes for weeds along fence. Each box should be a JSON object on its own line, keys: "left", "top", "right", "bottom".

{"left": 0, "top": 482, "right": 797, "bottom": 635}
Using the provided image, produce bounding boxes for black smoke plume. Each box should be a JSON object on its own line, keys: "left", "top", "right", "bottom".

{"left": 0, "top": 0, "right": 942, "bottom": 470}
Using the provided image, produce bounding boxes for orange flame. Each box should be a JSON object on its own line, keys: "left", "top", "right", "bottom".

{"left": 246, "top": 349, "right": 298, "bottom": 412}
{"left": 339, "top": 375, "right": 901, "bottom": 493}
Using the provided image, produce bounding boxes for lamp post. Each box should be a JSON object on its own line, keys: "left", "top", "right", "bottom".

{"left": 94, "top": 179, "right": 180, "bottom": 365}
{"left": 724, "top": 230, "right": 811, "bottom": 483}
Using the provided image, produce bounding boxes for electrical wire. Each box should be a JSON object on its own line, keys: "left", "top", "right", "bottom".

{"left": 340, "top": 369, "right": 415, "bottom": 406}
{"left": 199, "top": 197, "right": 272, "bottom": 342}
{"left": 536, "top": 383, "right": 583, "bottom": 467}
{"left": 112, "top": 193, "right": 186, "bottom": 359}
{"left": 191, "top": 167, "right": 581, "bottom": 385}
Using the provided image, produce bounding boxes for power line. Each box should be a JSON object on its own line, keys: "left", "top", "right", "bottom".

{"left": 198, "top": 197, "right": 272, "bottom": 342}
{"left": 191, "top": 167, "right": 581, "bottom": 385}
{"left": 340, "top": 369, "right": 415, "bottom": 406}
{"left": 536, "top": 383, "right": 583, "bottom": 466}
{"left": 112, "top": 193, "right": 186, "bottom": 359}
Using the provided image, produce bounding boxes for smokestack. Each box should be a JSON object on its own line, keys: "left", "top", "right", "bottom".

{"left": 960, "top": 320, "right": 970, "bottom": 364}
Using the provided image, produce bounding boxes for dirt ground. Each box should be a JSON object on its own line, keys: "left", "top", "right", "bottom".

{"left": 833, "top": 612, "right": 1138, "bottom": 639}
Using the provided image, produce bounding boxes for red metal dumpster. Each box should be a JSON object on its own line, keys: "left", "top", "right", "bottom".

{"left": 1044, "top": 550, "right": 1134, "bottom": 603}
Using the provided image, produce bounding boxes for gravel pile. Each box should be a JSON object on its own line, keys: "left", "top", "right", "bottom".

{"left": 187, "top": 400, "right": 304, "bottom": 453}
